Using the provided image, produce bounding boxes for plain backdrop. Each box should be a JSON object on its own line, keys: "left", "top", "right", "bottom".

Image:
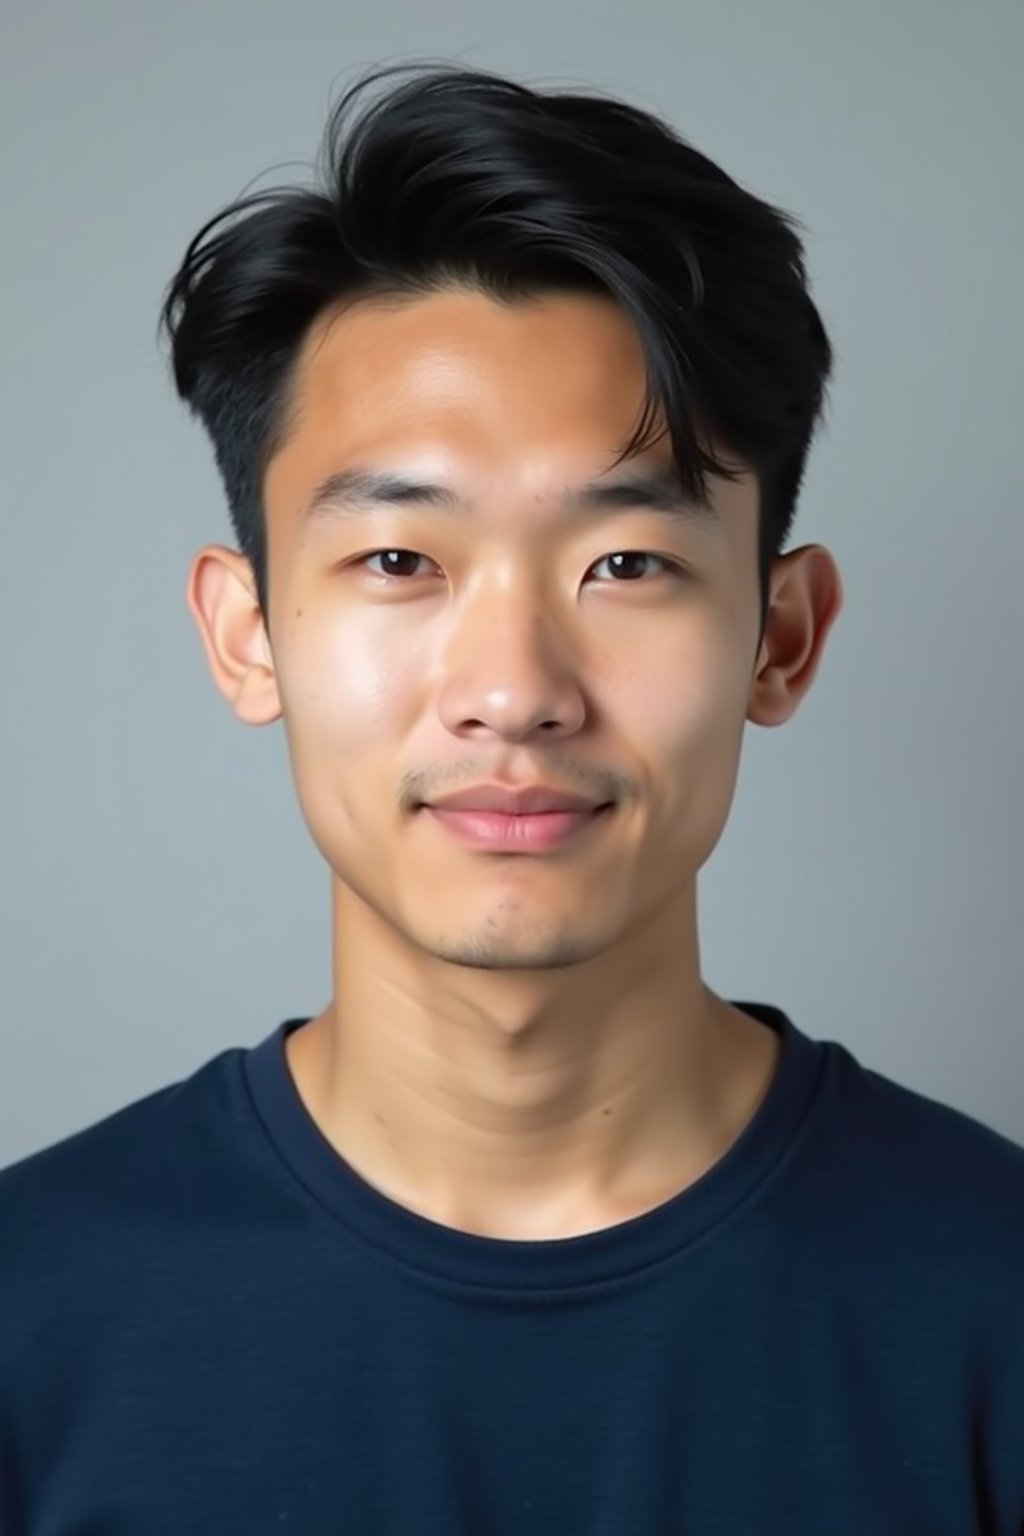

{"left": 1, "top": 0, "right": 1021, "bottom": 1168}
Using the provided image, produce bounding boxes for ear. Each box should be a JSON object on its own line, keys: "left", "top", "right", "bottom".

{"left": 185, "top": 545, "right": 282, "bottom": 726}
{"left": 747, "top": 545, "right": 844, "bottom": 727}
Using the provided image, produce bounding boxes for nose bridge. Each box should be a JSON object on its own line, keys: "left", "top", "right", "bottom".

{"left": 436, "top": 556, "right": 584, "bottom": 734}
{"left": 454, "top": 553, "right": 566, "bottom": 662}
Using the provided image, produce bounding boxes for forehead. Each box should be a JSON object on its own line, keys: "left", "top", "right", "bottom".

{"left": 266, "top": 290, "right": 648, "bottom": 497}
{"left": 301, "top": 286, "right": 644, "bottom": 385}
{"left": 263, "top": 287, "right": 754, "bottom": 542}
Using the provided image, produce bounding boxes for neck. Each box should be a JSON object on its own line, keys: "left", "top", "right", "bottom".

{"left": 285, "top": 887, "right": 780, "bottom": 1241}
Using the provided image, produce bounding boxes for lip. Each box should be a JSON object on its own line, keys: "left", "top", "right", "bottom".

{"left": 425, "top": 783, "right": 608, "bottom": 815}
{"left": 424, "top": 804, "right": 612, "bottom": 852}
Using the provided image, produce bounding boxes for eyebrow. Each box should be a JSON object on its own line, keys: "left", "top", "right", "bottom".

{"left": 300, "top": 465, "right": 719, "bottom": 529}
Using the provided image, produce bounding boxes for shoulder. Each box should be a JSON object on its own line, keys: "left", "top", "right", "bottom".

{"left": 832, "top": 1039, "right": 1024, "bottom": 1180}
{"left": 0, "top": 1043, "right": 247, "bottom": 1283}
{"left": 823, "top": 1037, "right": 1024, "bottom": 1275}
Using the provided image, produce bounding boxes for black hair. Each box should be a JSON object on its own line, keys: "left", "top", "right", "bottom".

{"left": 158, "top": 59, "right": 833, "bottom": 650}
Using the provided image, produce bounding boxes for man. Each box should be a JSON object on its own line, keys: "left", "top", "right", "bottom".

{"left": 2, "top": 59, "right": 1022, "bottom": 1535}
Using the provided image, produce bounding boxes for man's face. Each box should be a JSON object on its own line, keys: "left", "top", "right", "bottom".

{"left": 258, "top": 287, "right": 765, "bottom": 971}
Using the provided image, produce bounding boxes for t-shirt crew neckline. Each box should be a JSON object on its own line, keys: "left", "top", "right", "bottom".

{"left": 242, "top": 1002, "right": 829, "bottom": 1293}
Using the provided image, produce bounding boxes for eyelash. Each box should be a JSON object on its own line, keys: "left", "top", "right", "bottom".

{"left": 351, "top": 549, "right": 683, "bottom": 586}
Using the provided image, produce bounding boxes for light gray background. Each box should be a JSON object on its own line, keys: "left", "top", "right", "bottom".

{"left": 2, "top": 0, "right": 1021, "bottom": 1169}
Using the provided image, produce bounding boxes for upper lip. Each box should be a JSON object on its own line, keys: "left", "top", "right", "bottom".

{"left": 426, "top": 784, "right": 608, "bottom": 814}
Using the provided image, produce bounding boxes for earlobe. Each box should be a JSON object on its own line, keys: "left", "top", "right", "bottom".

{"left": 746, "top": 544, "right": 843, "bottom": 728}
{"left": 185, "top": 546, "right": 283, "bottom": 726}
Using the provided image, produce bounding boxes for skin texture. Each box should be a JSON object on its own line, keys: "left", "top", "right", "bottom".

{"left": 187, "top": 287, "right": 843, "bottom": 1240}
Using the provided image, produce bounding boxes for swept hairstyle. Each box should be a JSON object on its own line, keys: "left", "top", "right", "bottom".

{"left": 159, "top": 60, "right": 834, "bottom": 649}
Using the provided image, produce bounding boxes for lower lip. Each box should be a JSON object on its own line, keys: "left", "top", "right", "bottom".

{"left": 424, "top": 805, "right": 611, "bottom": 851}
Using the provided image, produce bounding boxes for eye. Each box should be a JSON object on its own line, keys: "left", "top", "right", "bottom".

{"left": 357, "top": 549, "right": 434, "bottom": 580}
{"left": 354, "top": 549, "right": 680, "bottom": 583}
{"left": 589, "top": 551, "right": 675, "bottom": 583}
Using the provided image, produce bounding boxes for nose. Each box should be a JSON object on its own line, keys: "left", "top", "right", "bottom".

{"left": 434, "top": 583, "right": 588, "bottom": 743}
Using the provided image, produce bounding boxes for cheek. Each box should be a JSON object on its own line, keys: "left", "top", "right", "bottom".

{"left": 629, "top": 630, "right": 750, "bottom": 857}
{"left": 618, "top": 622, "right": 745, "bottom": 757}
{"left": 283, "top": 612, "right": 417, "bottom": 740}
{"left": 276, "top": 613, "right": 418, "bottom": 865}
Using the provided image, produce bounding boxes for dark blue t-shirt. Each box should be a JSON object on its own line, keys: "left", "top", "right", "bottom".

{"left": 2, "top": 1002, "right": 1023, "bottom": 1534}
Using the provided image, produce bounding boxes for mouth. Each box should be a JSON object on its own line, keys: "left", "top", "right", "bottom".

{"left": 421, "top": 802, "right": 614, "bottom": 853}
